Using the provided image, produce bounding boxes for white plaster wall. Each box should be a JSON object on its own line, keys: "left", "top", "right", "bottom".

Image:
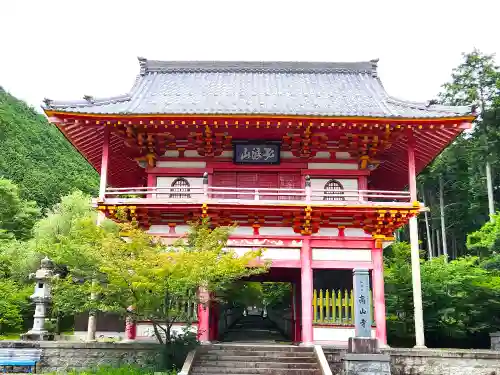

{"left": 344, "top": 228, "right": 371, "bottom": 237}
{"left": 335, "top": 152, "right": 355, "bottom": 160}
{"left": 184, "top": 150, "right": 202, "bottom": 158}
{"left": 156, "top": 177, "right": 203, "bottom": 190}
{"left": 149, "top": 225, "right": 297, "bottom": 237}
{"left": 313, "top": 151, "right": 331, "bottom": 159}
{"left": 232, "top": 227, "right": 254, "bottom": 235}
{"left": 164, "top": 150, "right": 179, "bottom": 157}
{"left": 313, "top": 228, "right": 339, "bottom": 236}
{"left": 148, "top": 225, "right": 170, "bottom": 234}
{"left": 258, "top": 227, "right": 295, "bottom": 236}
{"left": 312, "top": 249, "right": 372, "bottom": 262}
{"left": 156, "top": 161, "right": 207, "bottom": 168}
{"left": 137, "top": 323, "right": 197, "bottom": 340}
{"left": 311, "top": 178, "right": 358, "bottom": 201}
{"left": 280, "top": 151, "right": 294, "bottom": 159}
{"left": 148, "top": 224, "right": 190, "bottom": 235}
{"left": 219, "top": 151, "right": 233, "bottom": 158}
{"left": 231, "top": 247, "right": 301, "bottom": 260}
{"left": 313, "top": 327, "right": 375, "bottom": 342}
{"left": 308, "top": 162, "right": 358, "bottom": 170}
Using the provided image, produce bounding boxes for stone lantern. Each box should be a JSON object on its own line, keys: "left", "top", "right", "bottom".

{"left": 22, "top": 257, "right": 55, "bottom": 341}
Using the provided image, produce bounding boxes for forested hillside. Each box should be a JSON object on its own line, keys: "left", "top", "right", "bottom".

{"left": 0, "top": 88, "right": 98, "bottom": 209}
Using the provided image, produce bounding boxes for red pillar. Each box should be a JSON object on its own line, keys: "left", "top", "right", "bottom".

{"left": 407, "top": 138, "right": 418, "bottom": 202}
{"left": 197, "top": 287, "right": 210, "bottom": 343}
{"left": 291, "top": 283, "right": 296, "bottom": 342}
{"left": 98, "top": 126, "right": 110, "bottom": 200}
{"left": 293, "top": 283, "right": 302, "bottom": 343}
{"left": 146, "top": 173, "right": 155, "bottom": 198}
{"left": 125, "top": 306, "right": 137, "bottom": 341}
{"left": 372, "top": 242, "right": 387, "bottom": 346}
{"left": 208, "top": 297, "right": 219, "bottom": 341}
{"left": 300, "top": 237, "right": 313, "bottom": 345}
{"left": 408, "top": 135, "right": 426, "bottom": 348}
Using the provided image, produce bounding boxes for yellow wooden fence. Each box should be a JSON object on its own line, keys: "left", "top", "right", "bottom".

{"left": 312, "top": 289, "right": 374, "bottom": 325}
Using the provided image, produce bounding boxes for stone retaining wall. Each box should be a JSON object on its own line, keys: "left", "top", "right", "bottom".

{"left": 0, "top": 341, "right": 162, "bottom": 373}
{"left": 3, "top": 341, "right": 500, "bottom": 374}
{"left": 324, "top": 347, "right": 500, "bottom": 375}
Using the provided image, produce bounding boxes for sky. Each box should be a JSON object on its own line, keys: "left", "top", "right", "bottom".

{"left": 1, "top": 0, "right": 499, "bottom": 112}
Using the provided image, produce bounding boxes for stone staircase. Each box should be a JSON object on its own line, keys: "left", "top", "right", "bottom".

{"left": 222, "top": 315, "right": 288, "bottom": 343}
{"left": 190, "top": 344, "right": 321, "bottom": 374}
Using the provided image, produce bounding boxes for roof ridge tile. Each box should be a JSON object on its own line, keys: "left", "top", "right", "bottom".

{"left": 138, "top": 58, "right": 378, "bottom": 75}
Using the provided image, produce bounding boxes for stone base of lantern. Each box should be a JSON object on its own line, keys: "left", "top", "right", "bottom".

{"left": 21, "top": 331, "right": 55, "bottom": 341}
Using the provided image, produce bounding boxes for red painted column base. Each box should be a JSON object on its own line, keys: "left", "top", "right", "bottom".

{"left": 300, "top": 237, "right": 313, "bottom": 345}
{"left": 372, "top": 244, "right": 388, "bottom": 346}
{"left": 125, "top": 306, "right": 136, "bottom": 341}
{"left": 197, "top": 288, "right": 210, "bottom": 343}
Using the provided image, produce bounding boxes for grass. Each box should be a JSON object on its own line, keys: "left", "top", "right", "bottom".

{"left": 0, "top": 334, "right": 20, "bottom": 340}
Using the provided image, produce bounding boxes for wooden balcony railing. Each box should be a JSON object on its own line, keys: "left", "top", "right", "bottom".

{"left": 101, "top": 173, "right": 412, "bottom": 206}
{"left": 103, "top": 185, "right": 411, "bottom": 205}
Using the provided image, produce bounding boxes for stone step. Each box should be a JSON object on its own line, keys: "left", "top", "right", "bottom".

{"left": 200, "top": 350, "right": 315, "bottom": 358}
{"left": 203, "top": 345, "right": 313, "bottom": 352}
{"left": 190, "top": 344, "right": 320, "bottom": 375}
{"left": 197, "top": 355, "right": 317, "bottom": 363}
{"left": 228, "top": 328, "right": 279, "bottom": 332}
{"left": 222, "top": 336, "right": 285, "bottom": 341}
{"left": 195, "top": 360, "right": 317, "bottom": 368}
{"left": 191, "top": 368, "right": 320, "bottom": 374}
{"left": 195, "top": 358, "right": 316, "bottom": 368}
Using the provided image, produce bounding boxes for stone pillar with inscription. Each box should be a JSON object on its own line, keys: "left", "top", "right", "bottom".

{"left": 343, "top": 269, "right": 391, "bottom": 375}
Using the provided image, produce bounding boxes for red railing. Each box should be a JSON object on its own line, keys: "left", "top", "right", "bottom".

{"left": 103, "top": 185, "right": 412, "bottom": 205}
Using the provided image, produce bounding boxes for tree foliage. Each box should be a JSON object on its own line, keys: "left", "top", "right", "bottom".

{"left": 37, "top": 205, "right": 268, "bottom": 343}
{"left": 224, "top": 282, "right": 291, "bottom": 309}
{"left": 417, "top": 49, "right": 500, "bottom": 258}
{"left": 0, "top": 178, "right": 40, "bottom": 240}
{"left": 0, "top": 178, "right": 40, "bottom": 333}
{"left": 439, "top": 49, "right": 500, "bottom": 110}
{"left": 467, "top": 213, "right": 500, "bottom": 256}
{"left": 0, "top": 89, "right": 98, "bottom": 209}
{"left": 0, "top": 279, "right": 31, "bottom": 334}
{"left": 385, "top": 241, "right": 500, "bottom": 348}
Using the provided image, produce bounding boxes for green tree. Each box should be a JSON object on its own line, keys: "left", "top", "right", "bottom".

{"left": 385, "top": 241, "right": 500, "bottom": 348}
{"left": 439, "top": 49, "right": 500, "bottom": 109}
{"left": 467, "top": 212, "right": 500, "bottom": 257}
{"left": 418, "top": 49, "right": 500, "bottom": 258}
{"left": 0, "top": 179, "right": 40, "bottom": 334}
{"left": 0, "top": 279, "right": 31, "bottom": 334}
{"left": 0, "top": 89, "right": 98, "bottom": 209}
{"left": 41, "top": 214, "right": 267, "bottom": 369}
{"left": 0, "top": 178, "right": 40, "bottom": 240}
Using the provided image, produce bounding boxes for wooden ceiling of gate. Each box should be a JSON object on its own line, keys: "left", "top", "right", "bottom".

{"left": 47, "top": 114, "right": 473, "bottom": 190}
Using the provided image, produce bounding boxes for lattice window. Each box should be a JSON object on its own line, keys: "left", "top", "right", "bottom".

{"left": 170, "top": 178, "right": 191, "bottom": 198}
{"left": 324, "top": 179, "right": 345, "bottom": 201}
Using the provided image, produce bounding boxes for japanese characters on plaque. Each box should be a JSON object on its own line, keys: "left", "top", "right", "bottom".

{"left": 353, "top": 269, "right": 372, "bottom": 338}
{"left": 233, "top": 142, "right": 280, "bottom": 164}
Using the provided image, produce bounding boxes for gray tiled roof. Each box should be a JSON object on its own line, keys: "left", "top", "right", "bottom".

{"left": 43, "top": 58, "right": 472, "bottom": 118}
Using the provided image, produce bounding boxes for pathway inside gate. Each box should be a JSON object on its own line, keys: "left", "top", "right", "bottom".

{"left": 222, "top": 314, "right": 290, "bottom": 343}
